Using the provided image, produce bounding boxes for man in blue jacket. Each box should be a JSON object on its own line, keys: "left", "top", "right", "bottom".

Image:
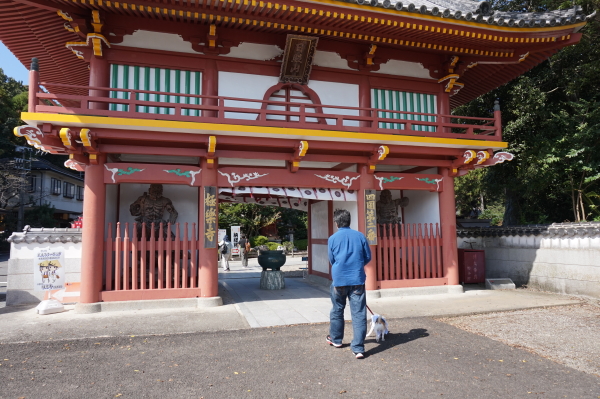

{"left": 326, "top": 209, "right": 372, "bottom": 359}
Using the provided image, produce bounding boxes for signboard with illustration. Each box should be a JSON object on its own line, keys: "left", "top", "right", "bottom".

{"left": 34, "top": 248, "right": 66, "bottom": 291}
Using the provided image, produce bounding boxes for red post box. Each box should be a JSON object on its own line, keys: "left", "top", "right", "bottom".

{"left": 458, "top": 249, "right": 486, "bottom": 284}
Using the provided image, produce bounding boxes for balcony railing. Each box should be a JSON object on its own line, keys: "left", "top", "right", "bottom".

{"left": 30, "top": 82, "right": 502, "bottom": 141}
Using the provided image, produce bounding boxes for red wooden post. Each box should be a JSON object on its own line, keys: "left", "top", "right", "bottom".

{"left": 382, "top": 224, "right": 389, "bottom": 281}
{"left": 436, "top": 223, "right": 443, "bottom": 278}
{"left": 115, "top": 222, "right": 122, "bottom": 291}
{"left": 202, "top": 59, "right": 218, "bottom": 118}
{"left": 166, "top": 223, "right": 172, "bottom": 289}
{"left": 199, "top": 158, "right": 219, "bottom": 297}
{"left": 132, "top": 223, "right": 138, "bottom": 290}
{"left": 493, "top": 100, "right": 502, "bottom": 139}
{"left": 141, "top": 223, "right": 147, "bottom": 290}
{"left": 406, "top": 224, "right": 417, "bottom": 279}
{"left": 190, "top": 223, "right": 197, "bottom": 288}
{"left": 400, "top": 223, "right": 407, "bottom": 280}
{"left": 439, "top": 167, "right": 459, "bottom": 285}
{"left": 28, "top": 58, "right": 39, "bottom": 112}
{"left": 89, "top": 55, "right": 110, "bottom": 110}
{"left": 158, "top": 223, "right": 165, "bottom": 289}
{"left": 182, "top": 223, "right": 189, "bottom": 289}
{"left": 149, "top": 223, "right": 156, "bottom": 289}
{"left": 174, "top": 223, "right": 181, "bottom": 289}
{"left": 394, "top": 223, "right": 401, "bottom": 281}
{"left": 123, "top": 223, "right": 130, "bottom": 290}
{"left": 105, "top": 223, "right": 113, "bottom": 291}
{"left": 79, "top": 154, "right": 107, "bottom": 303}
{"left": 418, "top": 224, "right": 425, "bottom": 279}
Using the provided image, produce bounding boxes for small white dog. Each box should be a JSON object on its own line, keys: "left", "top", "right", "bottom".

{"left": 366, "top": 314, "right": 389, "bottom": 342}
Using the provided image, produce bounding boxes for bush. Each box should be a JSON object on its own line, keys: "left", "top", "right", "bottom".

{"left": 251, "top": 235, "right": 269, "bottom": 247}
{"left": 479, "top": 204, "right": 505, "bottom": 226}
{"left": 294, "top": 239, "right": 308, "bottom": 251}
{"left": 266, "top": 242, "right": 280, "bottom": 250}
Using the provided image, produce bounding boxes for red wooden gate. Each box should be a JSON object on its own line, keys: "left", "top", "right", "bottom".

{"left": 102, "top": 222, "right": 202, "bottom": 301}
{"left": 376, "top": 223, "right": 447, "bottom": 289}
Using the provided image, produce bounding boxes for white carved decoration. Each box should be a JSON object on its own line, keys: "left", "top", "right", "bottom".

{"left": 492, "top": 152, "right": 514, "bottom": 164}
{"left": 314, "top": 174, "right": 360, "bottom": 189}
{"left": 219, "top": 170, "right": 269, "bottom": 186}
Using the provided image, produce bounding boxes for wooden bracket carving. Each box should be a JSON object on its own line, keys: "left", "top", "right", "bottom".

{"left": 64, "top": 153, "right": 88, "bottom": 172}
{"left": 367, "top": 145, "right": 389, "bottom": 174}
{"left": 290, "top": 140, "right": 309, "bottom": 173}
{"left": 65, "top": 10, "right": 111, "bottom": 59}
{"left": 59, "top": 128, "right": 77, "bottom": 151}
{"left": 206, "top": 135, "right": 217, "bottom": 169}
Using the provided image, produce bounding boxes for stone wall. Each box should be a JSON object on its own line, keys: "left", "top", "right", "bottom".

{"left": 7, "top": 227, "right": 82, "bottom": 306}
{"left": 457, "top": 222, "right": 600, "bottom": 298}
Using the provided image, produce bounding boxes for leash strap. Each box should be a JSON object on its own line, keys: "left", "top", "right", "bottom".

{"left": 366, "top": 304, "right": 374, "bottom": 316}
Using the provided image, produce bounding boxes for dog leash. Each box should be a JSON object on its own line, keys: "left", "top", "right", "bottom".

{"left": 366, "top": 304, "right": 374, "bottom": 316}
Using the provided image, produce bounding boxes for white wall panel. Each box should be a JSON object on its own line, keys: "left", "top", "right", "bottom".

{"left": 311, "top": 244, "right": 329, "bottom": 274}
{"left": 311, "top": 201, "right": 329, "bottom": 239}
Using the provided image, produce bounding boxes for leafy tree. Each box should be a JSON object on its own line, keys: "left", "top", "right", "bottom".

{"left": 218, "top": 203, "right": 281, "bottom": 239}
{"left": 455, "top": 0, "right": 600, "bottom": 224}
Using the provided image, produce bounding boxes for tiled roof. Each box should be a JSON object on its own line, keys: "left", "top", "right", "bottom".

{"left": 348, "top": 0, "right": 595, "bottom": 29}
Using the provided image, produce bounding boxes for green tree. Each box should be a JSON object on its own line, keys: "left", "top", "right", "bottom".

{"left": 455, "top": 0, "right": 600, "bottom": 224}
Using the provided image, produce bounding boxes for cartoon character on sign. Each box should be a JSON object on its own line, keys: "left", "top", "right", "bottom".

{"left": 39, "top": 260, "right": 62, "bottom": 284}
{"left": 39, "top": 263, "right": 50, "bottom": 284}
{"left": 48, "top": 260, "right": 61, "bottom": 284}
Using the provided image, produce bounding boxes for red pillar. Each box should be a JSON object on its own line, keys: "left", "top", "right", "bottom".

{"left": 358, "top": 76, "right": 371, "bottom": 128}
{"left": 89, "top": 56, "right": 110, "bottom": 110}
{"left": 357, "top": 164, "right": 378, "bottom": 291}
{"left": 79, "top": 154, "right": 107, "bottom": 303}
{"left": 438, "top": 84, "right": 450, "bottom": 133}
{"left": 28, "top": 58, "right": 39, "bottom": 112}
{"left": 438, "top": 167, "right": 459, "bottom": 285}
{"left": 198, "top": 158, "right": 219, "bottom": 297}
{"left": 202, "top": 59, "right": 219, "bottom": 118}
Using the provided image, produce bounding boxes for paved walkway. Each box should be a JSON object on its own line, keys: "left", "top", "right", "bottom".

{"left": 0, "top": 254, "right": 582, "bottom": 344}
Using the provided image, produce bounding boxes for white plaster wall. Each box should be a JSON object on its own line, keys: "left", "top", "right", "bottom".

{"left": 313, "top": 51, "right": 353, "bottom": 71}
{"left": 219, "top": 72, "right": 279, "bottom": 120}
{"left": 222, "top": 43, "right": 283, "bottom": 61}
{"left": 332, "top": 201, "right": 358, "bottom": 232}
{"left": 307, "top": 80, "right": 359, "bottom": 127}
{"left": 402, "top": 190, "right": 441, "bottom": 225}
{"left": 117, "top": 184, "right": 199, "bottom": 236}
{"left": 117, "top": 30, "right": 196, "bottom": 54}
{"left": 8, "top": 241, "right": 82, "bottom": 305}
{"left": 311, "top": 201, "right": 329, "bottom": 239}
{"left": 372, "top": 59, "right": 435, "bottom": 80}
{"left": 311, "top": 243, "right": 329, "bottom": 274}
{"left": 457, "top": 235, "right": 600, "bottom": 298}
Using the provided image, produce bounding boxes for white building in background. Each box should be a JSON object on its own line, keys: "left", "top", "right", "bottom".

{"left": 28, "top": 158, "right": 84, "bottom": 226}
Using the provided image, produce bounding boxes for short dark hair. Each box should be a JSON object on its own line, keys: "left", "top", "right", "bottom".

{"left": 333, "top": 209, "right": 351, "bottom": 228}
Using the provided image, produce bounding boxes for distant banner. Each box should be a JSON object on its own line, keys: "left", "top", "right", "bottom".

{"left": 231, "top": 226, "right": 240, "bottom": 256}
{"left": 34, "top": 248, "right": 66, "bottom": 291}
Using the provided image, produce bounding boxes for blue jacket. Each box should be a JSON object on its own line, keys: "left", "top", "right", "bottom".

{"left": 328, "top": 227, "right": 372, "bottom": 287}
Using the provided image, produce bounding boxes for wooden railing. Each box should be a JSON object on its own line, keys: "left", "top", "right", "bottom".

{"left": 32, "top": 82, "right": 502, "bottom": 141}
{"left": 376, "top": 223, "right": 443, "bottom": 285}
{"left": 104, "top": 222, "right": 200, "bottom": 297}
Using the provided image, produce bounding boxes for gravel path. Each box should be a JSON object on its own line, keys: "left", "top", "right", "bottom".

{"left": 436, "top": 295, "right": 600, "bottom": 377}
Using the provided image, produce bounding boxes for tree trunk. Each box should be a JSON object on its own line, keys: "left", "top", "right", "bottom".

{"left": 503, "top": 188, "right": 519, "bottom": 226}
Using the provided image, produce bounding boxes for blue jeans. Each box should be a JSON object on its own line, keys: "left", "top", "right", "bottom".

{"left": 329, "top": 284, "right": 367, "bottom": 354}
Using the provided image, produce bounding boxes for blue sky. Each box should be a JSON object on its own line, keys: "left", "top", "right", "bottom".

{"left": 0, "top": 41, "right": 29, "bottom": 83}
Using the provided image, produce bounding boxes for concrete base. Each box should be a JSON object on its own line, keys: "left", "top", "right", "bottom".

{"left": 486, "top": 278, "right": 516, "bottom": 290}
{"left": 366, "top": 284, "right": 464, "bottom": 300}
{"left": 74, "top": 296, "right": 223, "bottom": 313}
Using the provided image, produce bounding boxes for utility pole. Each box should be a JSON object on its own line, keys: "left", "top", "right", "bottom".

{"left": 15, "top": 146, "right": 32, "bottom": 231}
